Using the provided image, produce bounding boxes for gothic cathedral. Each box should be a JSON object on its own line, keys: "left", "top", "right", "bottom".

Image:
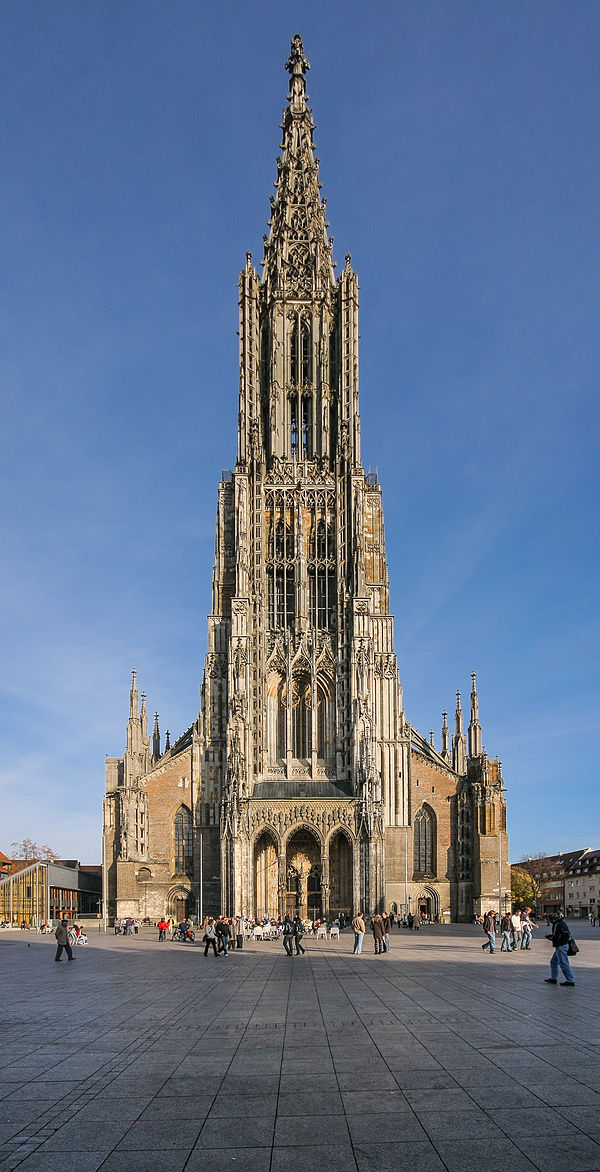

{"left": 104, "top": 36, "right": 510, "bottom": 926}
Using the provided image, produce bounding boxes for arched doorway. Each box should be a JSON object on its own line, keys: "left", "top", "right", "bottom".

{"left": 285, "top": 827, "right": 322, "bottom": 920}
{"left": 254, "top": 830, "right": 278, "bottom": 920}
{"left": 168, "top": 887, "right": 193, "bottom": 922}
{"left": 329, "top": 831, "right": 353, "bottom": 919}
{"left": 416, "top": 885, "right": 440, "bottom": 922}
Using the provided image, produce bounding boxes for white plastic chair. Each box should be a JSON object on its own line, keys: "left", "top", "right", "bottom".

{"left": 329, "top": 925, "right": 339, "bottom": 940}
{"left": 253, "top": 926, "right": 264, "bottom": 940}
{"left": 316, "top": 925, "right": 327, "bottom": 940}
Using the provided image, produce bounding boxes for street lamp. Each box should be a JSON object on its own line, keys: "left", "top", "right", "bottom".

{"left": 498, "top": 779, "right": 507, "bottom": 922}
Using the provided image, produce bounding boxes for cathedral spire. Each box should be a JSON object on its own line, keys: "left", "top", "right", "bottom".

{"left": 262, "top": 34, "right": 335, "bottom": 297}
{"left": 468, "top": 670, "right": 482, "bottom": 759}
{"left": 285, "top": 32, "right": 310, "bottom": 113}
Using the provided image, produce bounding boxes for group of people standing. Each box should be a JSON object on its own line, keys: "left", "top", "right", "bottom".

{"left": 114, "top": 916, "right": 140, "bottom": 936}
{"left": 482, "top": 907, "right": 537, "bottom": 953}
{"left": 481, "top": 906, "right": 577, "bottom": 985}
{"left": 201, "top": 915, "right": 242, "bottom": 957}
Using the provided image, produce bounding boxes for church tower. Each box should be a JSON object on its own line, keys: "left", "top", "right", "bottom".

{"left": 104, "top": 35, "right": 509, "bottom": 926}
{"left": 206, "top": 34, "right": 406, "bottom": 919}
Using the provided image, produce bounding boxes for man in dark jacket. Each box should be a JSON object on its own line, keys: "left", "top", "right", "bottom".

{"left": 54, "top": 919, "right": 75, "bottom": 962}
{"left": 481, "top": 909, "right": 496, "bottom": 954}
{"left": 545, "top": 914, "right": 575, "bottom": 986}
{"left": 293, "top": 916, "right": 305, "bottom": 955}
{"left": 216, "top": 917, "right": 230, "bottom": 954}
{"left": 282, "top": 917, "right": 294, "bottom": 956}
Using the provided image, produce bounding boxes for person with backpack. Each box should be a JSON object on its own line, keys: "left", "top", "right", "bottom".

{"left": 545, "top": 914, "right": 576, "bottom": 986}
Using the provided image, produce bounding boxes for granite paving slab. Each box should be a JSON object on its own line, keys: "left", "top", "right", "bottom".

{"left": 1, "top": 921, "right": 599, "bottom": 1170}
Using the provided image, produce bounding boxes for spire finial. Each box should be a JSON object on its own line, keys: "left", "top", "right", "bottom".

{"left": 152, "top": 712, "right": 161, "bottom": 760}
{"left": 129, "top": 668, "right": 139, "bottom": 718}
{"left": 285, "top": 33, "right": 310, "bottom": 77}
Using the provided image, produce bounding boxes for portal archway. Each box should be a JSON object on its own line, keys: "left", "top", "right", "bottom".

{"left": 416, "top": 884, "right": 440, "bottom": 921}
{"left": 254, "top": 830, "right": 279, "bottom": 920}
{"left": 167, "top": 886, "right": 194, "bottom": 922}
{"left": 285, "top": 827, "right": 322, "bottom": 920}
{"left": 328, "top": 830, "right": 353, "bottom": 919}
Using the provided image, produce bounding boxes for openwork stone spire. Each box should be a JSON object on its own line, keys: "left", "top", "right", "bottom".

{"left": 262, "top": 34, "right": 335, "bottom": 299}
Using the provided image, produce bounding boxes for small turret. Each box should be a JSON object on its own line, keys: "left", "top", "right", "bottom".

{"left": 129, "top": 668, "right": 138, "bottom": 719}
{"left": 152, "top": 713, "right": 161, "bottom": 760}
{"left": 140, "top": 692, "right": 148, "bottom": 742}
{"left": 124, "top": 669, "right": 151, "bottom": 785}
{"left": 165, "top": 729, "right": 171, "bottom": 752}
{"left": 441, "top": 710, "right": 450, "bottom": 761}
{"left": 453, "top": 691, "right": 466, "bottom": 775}
{"left": 468, "top": 671, "right": 482, "bottom": 759}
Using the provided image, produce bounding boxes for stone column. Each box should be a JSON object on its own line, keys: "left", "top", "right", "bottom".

{"left": 278, "top": 852, "right": 286, "bottom": 919}
{"left": 321, "top": 851, "right": 330, "bottom": 917}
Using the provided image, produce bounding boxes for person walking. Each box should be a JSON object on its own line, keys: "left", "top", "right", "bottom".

{"left": 407, "top": 912, "right": 414, "bottom": 931}
{"left": 157, "top": 918, "right": 168, "bottom": 942}
{"left": 293, "top": 916, "right": 305, "bottom": 955}
{"left": 371, "top": 913, "right": 385, "bottom": 954}
{"left": 282, "top": 916, "right": 294, "bottom": 956}
{"left": 481, "top": 909, "right": 496, "bottom": 954}
{"left": 203, "top": 918, "right": 219, "bottom": 957}
{"left": 216, "top": 916, "right": 230, "bottom": 955}
{"left": 510, "top": 910, "right": 522, "bottom": 950}
{"left": 520, "top": 908, "right": 536, "bottom": 950}
{"left": 382, "top": 911, "right": 391, "bottom": 953}
{"left": 545, "top": 914, "right": 576, "bottom": 986}
{"left": 352, "top": 911, "right": 365, "bottom": 955}
{"left": 500, "top": 913, "right": 512, "bottom": 951}
{"left": 54, "top": 918, "right": 75, "bottom": 963}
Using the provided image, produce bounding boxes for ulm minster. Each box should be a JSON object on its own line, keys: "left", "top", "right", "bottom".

{"left": 104, "top": 36, "right": 509, "bottom": 927}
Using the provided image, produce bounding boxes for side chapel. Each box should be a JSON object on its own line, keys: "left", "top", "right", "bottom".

{"left": 104, "top": 36, "right": 510, "bottom": 925}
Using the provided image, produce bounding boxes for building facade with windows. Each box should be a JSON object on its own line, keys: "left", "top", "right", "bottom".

{"left": 103, "top": 35, "right": 509, "bottom": 926}
{"left": 0, "top": 860, "right": 102, "bottom": 926}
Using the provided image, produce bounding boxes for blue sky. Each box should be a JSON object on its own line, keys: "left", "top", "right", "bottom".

{"left": 1, "top": 1, "right": 598, "bottom": 864}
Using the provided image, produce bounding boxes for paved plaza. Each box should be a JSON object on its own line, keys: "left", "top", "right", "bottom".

{"left": 1, "top": 922, "right": 600, "bottom": 1172}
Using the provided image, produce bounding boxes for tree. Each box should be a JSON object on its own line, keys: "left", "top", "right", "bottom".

{"left": 511, "top": 865, "right": 542, "bottom": 909}
{"left": 9, "top": 839, "right": 60, "bottom": 862}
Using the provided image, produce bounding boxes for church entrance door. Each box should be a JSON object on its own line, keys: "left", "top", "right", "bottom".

{"left": 286, "top": 828, "right": 321, "bottom": 921}
{"left": 328, "top": 831, "right": 353, "bottom": 919}
{"left": 254, "top": 830, "right": 278, "bottom": 921}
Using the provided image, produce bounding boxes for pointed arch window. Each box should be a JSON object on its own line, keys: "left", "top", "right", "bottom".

{"left": 413, "top": 806, "right": 436, "bottom": 878}
{"left": 301, "top": 394, "right": 313, "bottom": 458}
{"left": 291, "top": 676, "right": 311, "bottom": 760}
{"left": 174, "top": 806, "right": 193, "bottom": 878}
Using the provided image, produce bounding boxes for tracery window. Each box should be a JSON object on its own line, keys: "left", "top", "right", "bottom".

{"left": 289, "top": 317, "right": 313, "bottom": 457}
{"left": 174, "top": 806, "right": 193, "bottom": 877}
{"left": 292, "top": 676, "right": 311, "bottom": 759}
{"left": 414, "top": 806, "right": 436, "bottom": 878}
{"left": 266, "top": 511, "right": 295, "bottom": 631}
{"left": 308, "top": 514, "right": 336, "bottom": 632}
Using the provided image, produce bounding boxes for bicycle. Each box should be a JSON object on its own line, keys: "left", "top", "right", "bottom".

{"left": 172, "top": 927, "right": 195, "bottom": 943}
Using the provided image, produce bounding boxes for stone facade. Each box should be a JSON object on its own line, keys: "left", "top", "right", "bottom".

{"left": 103, "top": 35, "right": 510, "bottom": 924}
